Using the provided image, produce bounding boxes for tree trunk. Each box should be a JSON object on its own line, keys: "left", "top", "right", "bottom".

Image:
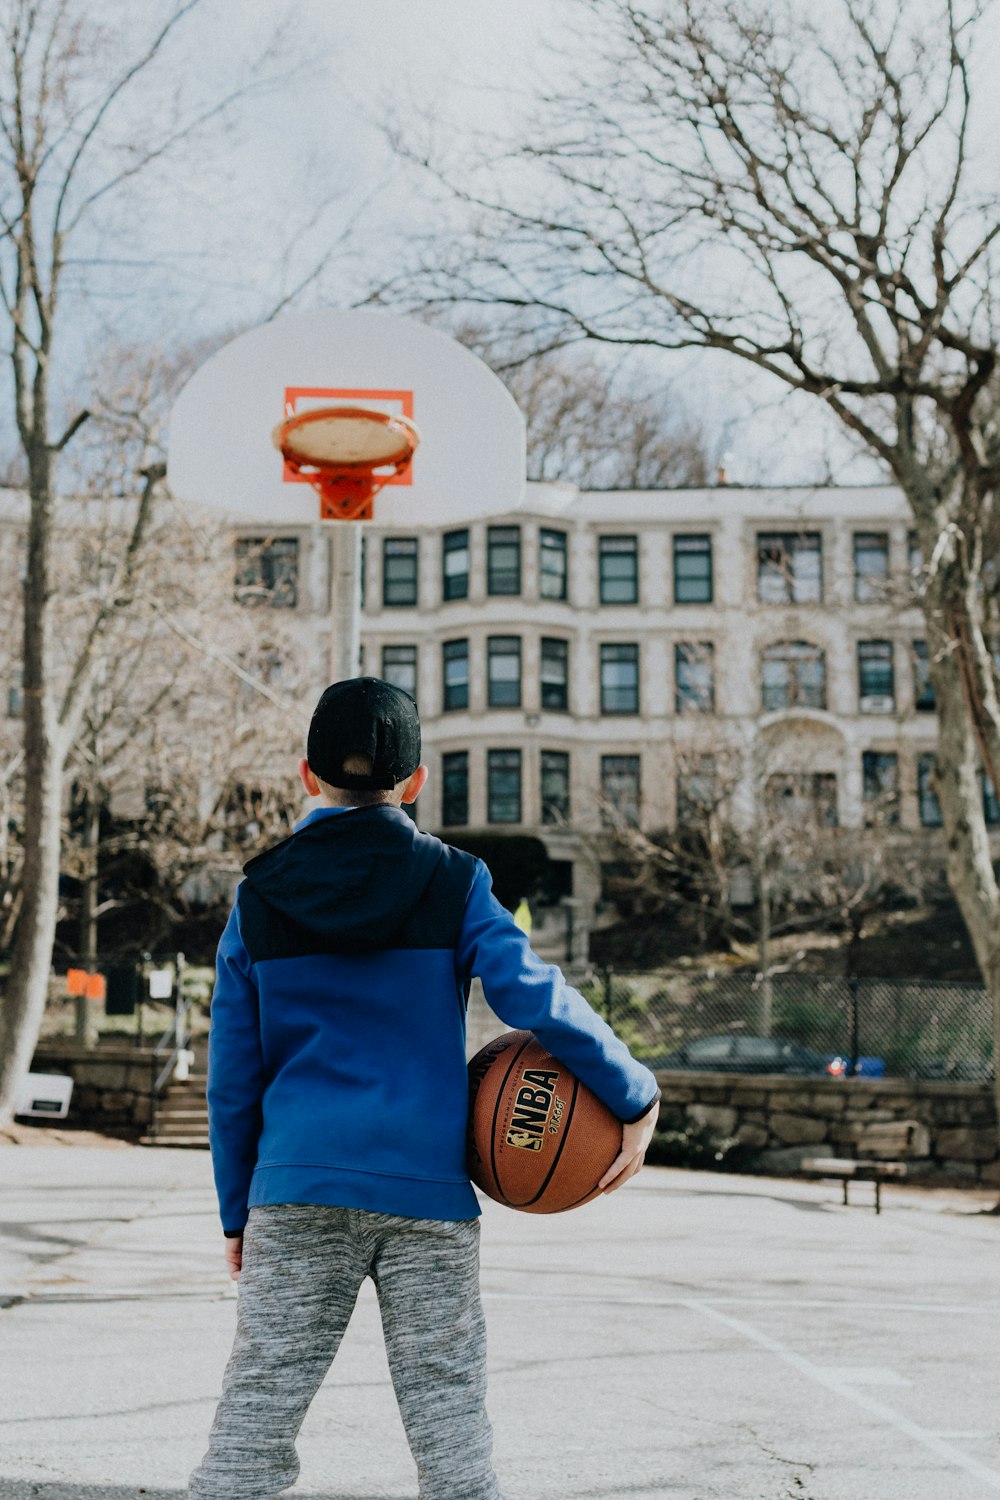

{"left": 0, "top": 443, "right": 63, "bottom": 1126}
{"left": 928, "top": 636, "right": 1000, "bottom": 1143}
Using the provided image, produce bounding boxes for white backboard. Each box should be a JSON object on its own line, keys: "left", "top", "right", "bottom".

{"left": 168, "top": 309, "right": 526, "bottom": 526}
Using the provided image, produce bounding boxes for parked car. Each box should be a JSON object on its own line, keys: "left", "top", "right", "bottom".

{"left": 649, "top": 1034, "right": 833, "bottom": 1076}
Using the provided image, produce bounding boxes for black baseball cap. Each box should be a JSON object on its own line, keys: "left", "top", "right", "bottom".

{"left": 307, "top": 677, "right": 421, "bottom": 790}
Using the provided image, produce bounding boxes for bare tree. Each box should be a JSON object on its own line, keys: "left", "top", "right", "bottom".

{"left": 397, "top": 0, "right": 1000, "bottom": 1127}
{"left": 0, "top": 0, "right": 288, "bottom": 1124}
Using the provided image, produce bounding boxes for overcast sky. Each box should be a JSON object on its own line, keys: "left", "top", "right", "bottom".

{"left": 25, "top": 0, "right": 1000, "bottom": 487}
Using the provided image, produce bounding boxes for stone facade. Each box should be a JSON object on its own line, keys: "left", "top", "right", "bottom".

{"left": 30, "top": 1045, "right": 157, "bottom": 1134}
{"left": 655, "top": 1069, "right": 1000, "bottom": 1183}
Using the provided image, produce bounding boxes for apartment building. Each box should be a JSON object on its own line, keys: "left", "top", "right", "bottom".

{"left": 222, "top": 481, "right": 971, "bottom": 937}
{"left": 2, "top": 482, "right": 971, "bottom": 950}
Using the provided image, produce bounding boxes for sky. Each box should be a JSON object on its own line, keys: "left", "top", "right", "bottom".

{"left": 9, "top": 0, "right": 999, "bottom": 489}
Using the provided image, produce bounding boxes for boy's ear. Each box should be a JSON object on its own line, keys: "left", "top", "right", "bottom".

{"left": 299, "top": 757, "right": 322, "bottom": 798}
{"left": 400, "top": 764, "right": 428, "bottom": 805}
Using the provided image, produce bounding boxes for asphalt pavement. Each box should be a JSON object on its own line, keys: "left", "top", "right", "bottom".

{"left": 1, "top": 1147, "right": 998, "bottom": 1500}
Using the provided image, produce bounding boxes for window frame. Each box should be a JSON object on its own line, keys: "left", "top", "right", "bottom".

{"left": 487, "top": 635, "right": 522, "bottom": 709}
{"left": 487, "top": 748, "right": 522, "bottom": 823}
{"left": 598, "top": 534, "right": 639, "bottom": 605}
{"left": 487, "top": 525, "right": 521, "bottom": 596}
{"left": 540, "top": 636, "right": 569, "bottom": 711}
{"left": 442, "top": 528, "right": 470, "bottom": 602}
{"left": 599, "top": 642, "right": 640, "bottom": 715}
{"left": 442, "top": 638, "right": 469, "bottom": 712}
{"left": 911, "top": 640, "right": 936, "bottom": 711}
{"left": 441, "top": 750, "right": 469, "bottom": 826}
{"left": 381, "top": 644, "right": 418, "bottom": 699}
{"left": 539, "top": 527, "right": 568, "bottom": 601}
{"left": 761, "top": 640, "right": 827, "bottom": 712}
{"left": 861, "top": 750, "right": 900, "bottom": 826}
{"left": 234, "top": 535, "right": 300, "bottom": 610}
{"left": 382, "top": 536, "right": 419, "bottom": 608}
{"left": 675, "top": 642, "right": 715, "bottom": 714}
{"left": 540, "top": 749, "right": 570, "bottom": 825}
{"left": 853, "top": 532, "right": 890, "bottom": 603}
{"left": 858, "top": 640, "right": 895, "bottom": 710}
{"left": 600, "top": 753, "right": 641, "bottom": 828}
{"left": 756, "top": 531, "right": 823, "bottom": 605}
{"left": 917, "top": 753, "right": 942, "bottom": 827}
{"left": 673, "top": 534, "right": 713, "bottom": 604}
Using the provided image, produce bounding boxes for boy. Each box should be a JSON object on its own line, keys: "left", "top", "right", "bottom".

{"left": 189, "top": 677, "right": 661, "bottom": 1500}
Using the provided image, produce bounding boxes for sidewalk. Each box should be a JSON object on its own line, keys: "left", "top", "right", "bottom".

{"left": 1, "top": 1147, "right": 999, "bottom": 1499}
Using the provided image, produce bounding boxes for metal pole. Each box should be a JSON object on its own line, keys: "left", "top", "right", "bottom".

{"left": 330, "top": 523, "right": 362, "bottom": 682}
{"left": 849, "top": 976, "right": 860, "bottom": 1077}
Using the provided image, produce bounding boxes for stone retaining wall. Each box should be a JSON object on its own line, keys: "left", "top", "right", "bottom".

{"left": 30, "top": 1045, "right": 157, "bottom": 1133}
{"left": 654, "top": 1069, "right": 1000, "bottom": 1184}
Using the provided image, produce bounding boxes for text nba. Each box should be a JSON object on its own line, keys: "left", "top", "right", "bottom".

{"left": 506, "top": 1070, "right": 566, "bottom": 1151}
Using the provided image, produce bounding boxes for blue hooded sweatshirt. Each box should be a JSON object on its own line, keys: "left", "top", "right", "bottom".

{"left": 207, "top": 804, "right": 660, "bottom": 1233}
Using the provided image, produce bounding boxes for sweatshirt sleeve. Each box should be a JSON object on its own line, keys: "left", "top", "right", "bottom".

{"left": 206, "top": 895, "right": 264, "bottom": 1234}
{"left": 456, "top": 862, "right": 660, "bottom": 1124}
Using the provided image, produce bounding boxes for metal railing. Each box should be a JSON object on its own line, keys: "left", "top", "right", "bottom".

{"left": 148, "top": 995, "right": 193, "bottom": 1138}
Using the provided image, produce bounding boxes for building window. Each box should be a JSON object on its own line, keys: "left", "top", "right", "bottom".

{"left": 765, "top": 772, "right": 838, "bottom": 827}
{"left": 541, "top": 750, "right": 570, "bottom": 824}
{"left": 600, "top": 643, "right": 639, "bottom": 714}
{"left": 442, "top": 529, "right": 469, "bottom": 601}
{"left": 601, "top": 754, "right": 641, "bottom": 827}
{"left": 862, "top": 751, "right": 900, "bottom": 825}
{"left": 757, "top": 532, "right": 823, "bottom": 604}
{"left": 983, "top": 771, "right": 1000, "bottom": 826}
{"left": 911, "top": 641, "right": 935, "bottom": 711}
{"left": 599, "top": 535, "right": 638, "bottom": 604}
{"left": 382, "top": 645, "right": 417, "bottom": 699}
{"left": 675, "top": 643, "right": 715, "bottom": 713}
{"left": 858, "top": 641, "right": 895, "bottom": 710}
{"left": 761, "top": 641, "right": 826, "bottom": 711}
{"left": 854, "top": 532, "right": 889, "bottom": 602}
{"left": 677, "top": 755, "right": 716, "bottom": 823}
{"left": 487, "top": 636, "right": 521, "bottom": 708}
{"left": 383, "top": 537, "right": 418, "bottom": 607}
{"left": 539, "top": 528, "right": 568, "bottom": 601}
{"left": 540, "top": 637, "right": 569, "bottom": 711}
{"left": 918, "top": 754, "right": 942, "bottom": 827}
{"left": 442, "top": 639, "right": 469, "bottom": 712}
{"left": 487, "top": 526, "right": 521, "bottom": 595}
{"left": 7, "top": 667, "right": 23, "bottom": 718}
{"left": 234, "top": 536, "right": 299, "bottom": 609}
{"left": 908, "top": 530, "right": 923, "bottom": 574}
{"left": 488, "top": 749, "right": 522, "bottom": 823}
{"left": 441, "top": 751, "right": 468, "bottom": 826}
{"left": 673, "top": 534, "right": 712, "bottom": 604}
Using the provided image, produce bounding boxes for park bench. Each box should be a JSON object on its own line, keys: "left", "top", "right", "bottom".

{"left": 801, "top": 1122, "right": 917, "bottom": 1214}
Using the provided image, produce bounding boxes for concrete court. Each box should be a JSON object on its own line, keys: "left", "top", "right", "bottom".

{"left": 0, "top": 1148, "right": 999, "bottom": 1500}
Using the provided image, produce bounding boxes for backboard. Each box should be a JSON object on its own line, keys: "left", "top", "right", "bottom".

{"left": 168, "top": 309, "right": 526, "bottom": 526}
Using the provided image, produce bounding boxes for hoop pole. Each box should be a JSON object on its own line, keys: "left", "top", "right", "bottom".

{"left": 330, "top": 523, "right": 362, "bottom": 682}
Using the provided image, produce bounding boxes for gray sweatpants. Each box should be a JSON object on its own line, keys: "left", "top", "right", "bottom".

{"left": 188, "top": 1204, "right": 503, "bottom": 1500}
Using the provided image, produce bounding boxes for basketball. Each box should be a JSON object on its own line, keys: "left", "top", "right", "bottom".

{"left": 467, "top": 1031, "right": 622, "bottom": 1213}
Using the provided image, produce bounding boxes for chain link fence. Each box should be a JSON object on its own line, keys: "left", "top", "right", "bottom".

{"left": 577, "top": 969, "right": 994, "bottom": 1081}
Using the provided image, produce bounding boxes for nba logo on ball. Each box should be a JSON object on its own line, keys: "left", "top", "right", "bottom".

{"left": 467, "top": 1031, "right": 623, "bottom": 1213}
{"left": 506, "top": 1070, "right": 560, "bottom": 1151}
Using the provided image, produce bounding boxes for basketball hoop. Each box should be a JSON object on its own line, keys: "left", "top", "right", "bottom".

{"left": 272, "top": 405, "right": 421, "bottom": 521}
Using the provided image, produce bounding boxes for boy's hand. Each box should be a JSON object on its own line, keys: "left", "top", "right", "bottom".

{"left": 224, "top": 1235, "right": 244, "bottom": 1280}
{"left": 598, "top": 1098, "right": 660, "bottom": 1194}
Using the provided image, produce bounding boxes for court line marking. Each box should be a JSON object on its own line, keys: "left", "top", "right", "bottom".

{"left": 482, "top": 1291, "right": 1000, "bottom": 1316}
{"left": 683, "top": 1299, "right": 1000, "bottom": 1492}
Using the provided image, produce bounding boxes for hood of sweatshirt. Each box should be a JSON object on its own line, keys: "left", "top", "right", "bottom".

{"left": 240, "top": 806, "right": 445, "bottom": 950}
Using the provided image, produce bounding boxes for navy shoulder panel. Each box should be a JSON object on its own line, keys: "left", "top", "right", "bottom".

{"left": 238, "top": 833, "right": 478, "bottom": 963}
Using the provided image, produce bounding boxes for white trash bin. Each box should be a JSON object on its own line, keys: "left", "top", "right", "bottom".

{"left": 16, "top": 1072, "right": 74, "bottom": 1120}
